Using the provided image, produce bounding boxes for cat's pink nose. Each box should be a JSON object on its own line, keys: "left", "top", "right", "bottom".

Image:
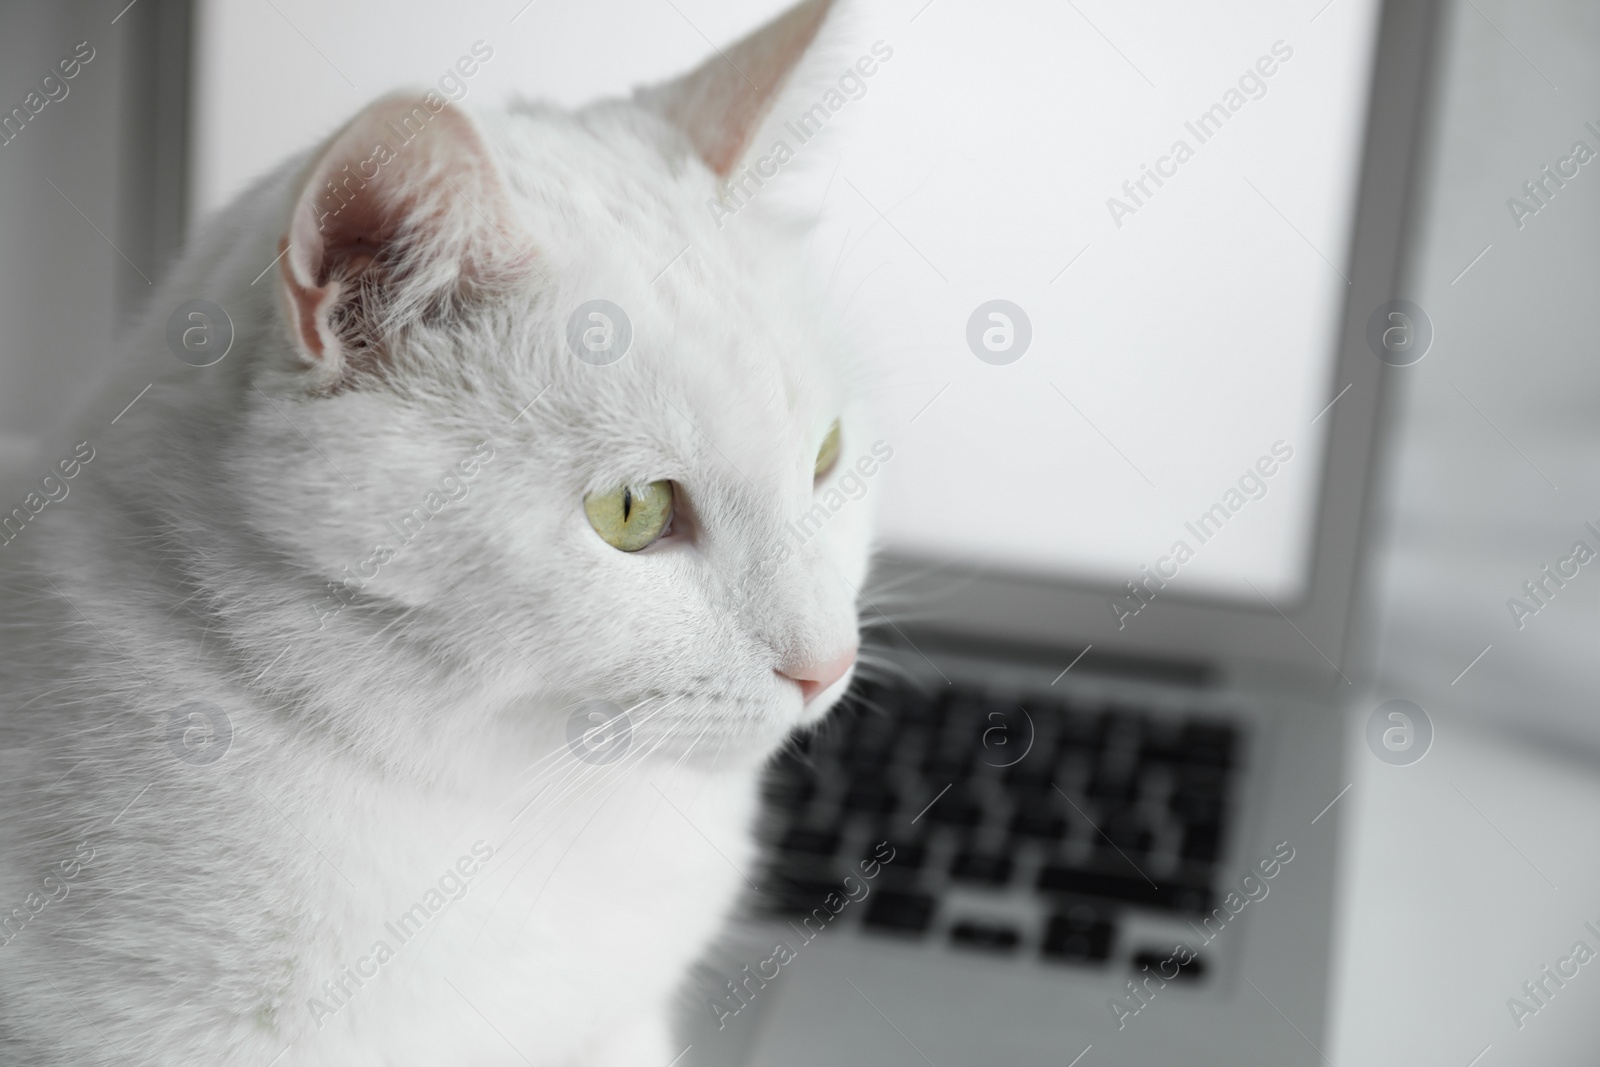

{"left": 778, "top": 647, "right": 857, "bottom": 703}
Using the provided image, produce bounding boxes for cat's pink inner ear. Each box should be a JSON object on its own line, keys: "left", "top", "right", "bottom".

{"left": 278, "top": 93, "right": 520, "bottom": 369}
{"left": 646, "top": 0, "right": 834, "bottom": 177}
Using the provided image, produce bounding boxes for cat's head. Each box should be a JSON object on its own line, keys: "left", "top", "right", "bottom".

{"left": 226, "top": 0, "right": 871, "bottom": 766}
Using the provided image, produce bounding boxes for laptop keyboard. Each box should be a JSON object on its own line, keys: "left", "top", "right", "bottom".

{"left": 756, "top": 675, "right": 1242, "bottom": 968}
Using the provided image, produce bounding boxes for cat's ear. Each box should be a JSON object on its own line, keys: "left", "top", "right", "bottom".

{"left": 639, "top": 0, "right": 839, "bottom": 178}
{"left": 277, "top": 93, "right": 527, "bottom": 385}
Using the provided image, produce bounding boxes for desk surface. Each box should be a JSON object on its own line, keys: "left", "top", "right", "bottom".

{"left": 1330, "top": 711, "right": 1600, "bottom": 1066}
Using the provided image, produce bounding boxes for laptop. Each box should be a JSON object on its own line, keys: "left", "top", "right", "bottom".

{"left": 679, "top": 1, "right": 1439, "bottom": 1064}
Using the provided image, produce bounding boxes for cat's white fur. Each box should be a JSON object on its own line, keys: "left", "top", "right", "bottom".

{"left": 0, "top": 2, "right": 874, "bottom": 1063}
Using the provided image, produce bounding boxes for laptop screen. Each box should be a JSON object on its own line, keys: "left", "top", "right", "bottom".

{"left": 771, "top": 0, "right": 1384, "bottom": 603}
{"left": 194, "top": 0, "right": 1381, "bottom": 604}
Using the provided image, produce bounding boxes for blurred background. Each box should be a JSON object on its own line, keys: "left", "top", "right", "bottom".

{"left": 2, "top": 0, "right": 1598, "bottom": 1062}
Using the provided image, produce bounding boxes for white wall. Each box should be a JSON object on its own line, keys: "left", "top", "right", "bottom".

{"left": 191, "top": 0, "right": 796, "bottom": 221}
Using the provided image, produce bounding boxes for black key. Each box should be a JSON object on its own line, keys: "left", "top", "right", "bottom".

{"left": 1169, "top": 790, "right": 1225, "bottom": 826}
{"left": 779, "top": 827, "right": 839, "bottom": 857}
{"left": 950, "top": 920, "right": 1020, "bottom": 953}
{"left": 827, "top": 711, "right": 863, "bottom": 743}
{"left": 1055, "top": 711, "right": 1104, "bottom": 750}
{"left": 850, "top": 760, "right": 897, "bottom": 787}
{"left": 920, "top": 749, "right": 973, "bottom": 780}
{"left": 848, "top": 680, "right": 889, "bottom": 715}
{"left": 844, "top": 707, "right": 896, "bottom": 742}
{"left": 843, "top": 742, "right": 895, "bottom": 772}
{"left": 1138, "top": 721, "right": 1186, "bottom": 764}
{"left": 843, "top": 781, "right": 899, "bottom": 814}
{"left": 1018, "top": 697, "right": 1067, "bottom": 723}
{"left": 1179, "top": 720, "right": 1237, "bottom": 766}
{"left": 923, "top": 787, "right": 984, "bottom": 828}
{"left": 763, "top": 875, "right": 840, "bottom": 915}
{"left": 975, "top": 706, "right": 1031, "bottom": 763}
{"left": 1009, "top": 809, "right": 1066, "bottom": 840}
{"left": 1181, "top": 823, "right": 1222, "bottom": 864}
{"left": 1132, "top": 949, "right": 1207, "bottom": 981}
{"left": 1087, "top": 771, "right": 1138, "bottom": 804}
{"left": 1100, "top": 707, "right": 1145, "bottom": 750}
{"left": 1037, "top": 864, "right": 1212, "bottom": 914}
{"left": 850, "top": 678, "right": 884, "bottom": 700}
{"left": 1169, "top": 766, "right": 1227, "bottom": 823}
{"left": 1175, "top": 763, "right": 1227, "bottom": 791}
{"left": 895, "top": 692, "right": 941, "bottom": 726}
{"left": 1041, "top": 909, "right": 1113, "bottom": 963}
{"left": 950, "top": 851, "right": 1013, "bottom": 886}
{"left": 762, "top": 770, "right": 815, "bottom": 809}
{"left": 1005, "top": 761, "right": 1057, "bottom": 796}
{"left": 867, "top": 839, "right": 926, "bottom": 872}
{"left": 1095, "top": 813, "right": 1152, "bottom": 855}
{"left": 937, "top": 685, "right": 989, "bottom": 719}
{"left": 938, "top": 703, "right": 990, "bottom": 743}
{"left": 862, "top": 890, "right": 935, "bottom": 934}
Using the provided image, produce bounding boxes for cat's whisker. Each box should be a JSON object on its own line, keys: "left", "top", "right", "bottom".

{"left": 483, "top": 750, "right": 630, "bottom": 912}
{"left": 859, "top": 569, "right": 971, "bottom": 606}
{"left": 669, "top": 714, "right": 715, "bottom": 773}
{"left": 863, "top": 546, "right": 983, "bottom": 590}
{"left": 508, "top": 729, "right": 681, "bottom": 935}
{"left": 503, "top": 694, "right": 690, "bottom": 819}
{"left": 850, "top": 652, "right": 917, "bottom": 689}
{"left": 468, "top": 763, "right": 615, "bottom": 935}
{"left": 837, "top": 259, "right": 892, "bottom": 320}
{"left": 856, "top": 604, "right": 956, "bottom": 631}
{"left": 492, "top": 691, "right": 682, "bottom": 796}
{"left": 427, "top": 695, "right": 688, "bottom": 952}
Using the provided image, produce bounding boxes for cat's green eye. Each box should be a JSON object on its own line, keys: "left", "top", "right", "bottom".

{"left": 584, "top": 481, "right": 674, "bottom": 552}
{"left": 814, "top": 419, "right": 841, "bottom": 480}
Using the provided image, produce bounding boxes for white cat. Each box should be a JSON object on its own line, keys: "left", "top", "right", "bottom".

{"left": 0, "top": 1, "right": 875, "bottom": 1063}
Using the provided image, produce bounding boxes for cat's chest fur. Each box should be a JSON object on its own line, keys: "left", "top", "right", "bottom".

{"left": 220, "top": 734, "right": 759, "bottom": 1064}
